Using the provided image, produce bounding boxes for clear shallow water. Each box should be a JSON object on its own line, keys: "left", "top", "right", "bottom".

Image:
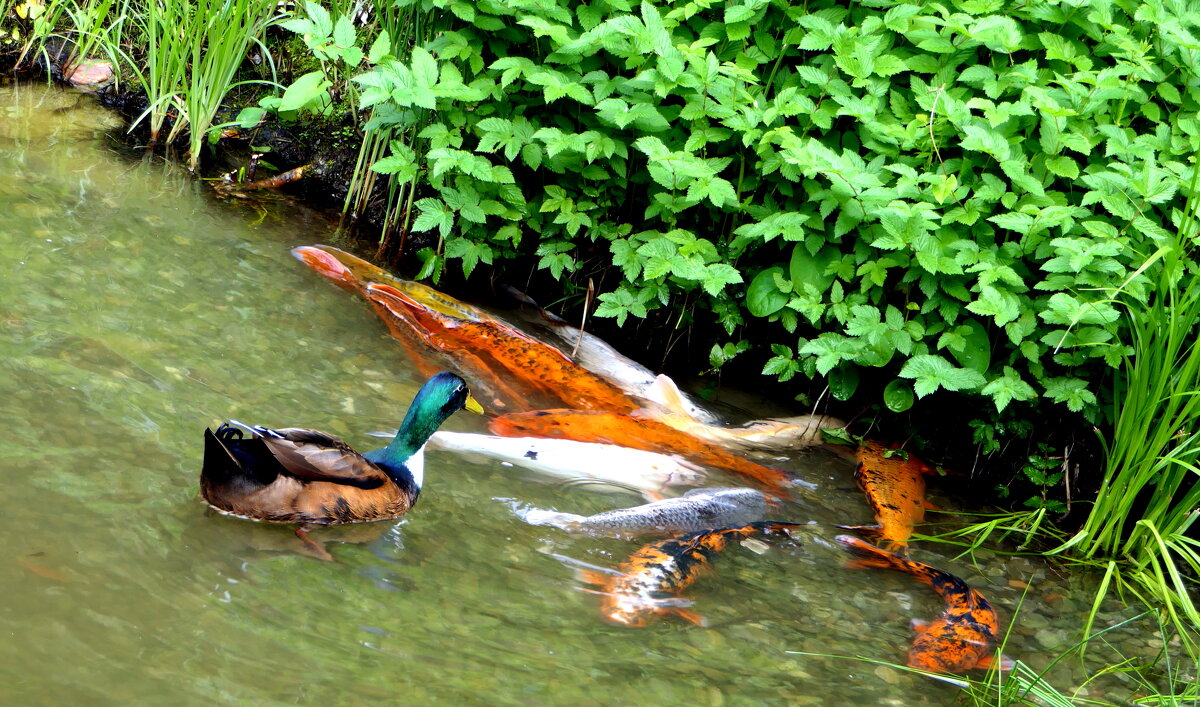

{"left": 0, "top": 83, "right": 1163, "bottom": 705}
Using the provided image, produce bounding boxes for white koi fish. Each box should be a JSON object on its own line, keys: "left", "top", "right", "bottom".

{"left": 425, "top": 431, "right": 706, "bottom": 498}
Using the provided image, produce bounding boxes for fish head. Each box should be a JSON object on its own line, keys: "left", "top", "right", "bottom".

{"left": 291, "top": 245, "right": 360, "bottom": 291}
{"left": 291, "top": 245, "right": 403, "bottom": 291}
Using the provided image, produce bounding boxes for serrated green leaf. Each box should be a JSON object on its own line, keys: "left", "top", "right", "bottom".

{"left": 1044, "top": 155, "right": 1079, "bottom": 179}
{"left": 899, "top": 354, "right": 987, "bottom": 397}
{"left": 981, "top": 366, "right": 1036, "bottom": 412}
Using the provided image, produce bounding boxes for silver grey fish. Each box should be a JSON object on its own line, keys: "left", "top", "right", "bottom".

{"left": 515, "top": 487, "right": 768, "bottom": 536}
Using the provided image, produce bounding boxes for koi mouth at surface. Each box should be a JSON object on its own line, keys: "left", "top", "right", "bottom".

{"left": 291, "top": 245, "right": 357, "bottom": 289}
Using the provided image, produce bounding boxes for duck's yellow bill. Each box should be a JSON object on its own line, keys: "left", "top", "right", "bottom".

{"left": 464, "top": 393, "right": 485, "bottom": 415}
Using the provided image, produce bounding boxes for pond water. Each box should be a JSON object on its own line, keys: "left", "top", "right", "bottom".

{"left": 0, "top": 83, "right": 1166, "bottom": 705}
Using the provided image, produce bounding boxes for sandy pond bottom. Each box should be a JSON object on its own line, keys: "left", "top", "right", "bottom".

{"left": 0, "top": 83, "right": 1165, "bottom": 705}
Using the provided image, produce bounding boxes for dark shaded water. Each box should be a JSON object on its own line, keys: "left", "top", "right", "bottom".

{"left": 0, "top": 83, "right": 1158, "bottom": 705}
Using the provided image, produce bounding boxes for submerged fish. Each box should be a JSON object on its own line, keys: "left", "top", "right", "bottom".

{"left": 291, "top": 245, "right": 461, "bottom": 382}
{"left": 644, "top": 374, "right": 848, "bottom": 452}
{"left": 489, "top": 409, "right": 797, "bottom": 492}
{"left": 292, "top": 245, "right": 492, "bottom": 321}
{"left": 516, "top": 487, "right": 768, "bottom": 536}
{"left": 366, "top": 283, "right": 642, "bottom": 414}
{"left": 427, "top": 431, "right": 705, "bottom": 498}
{"left": 294, "top": 245, "right": 552, "bottom": 409}
{"left": 504, "top": 287, "right": 719, "bottom": 424}
{"left": 836, "top": 535, "right": 1014, "bottom": 674}
{"left": 645, "top": 374, "right": 849, "bottom": 458}
{"left": 295, "top": 245, "right": 720, "bottom": 419}
{"left": 574, "top": 521, "right": 800, "bottom": 626}
{"left": 837, "top": 441, "right": 934, "bottom": 555}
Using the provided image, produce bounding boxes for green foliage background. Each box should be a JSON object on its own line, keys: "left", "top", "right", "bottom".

{"left": 339, "top": 0, "right": 1198, "bottom": 421}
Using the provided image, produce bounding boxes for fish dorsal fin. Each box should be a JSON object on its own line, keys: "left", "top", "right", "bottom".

{"left": 642, "top": 374, "right": 697, "bottom": 420}
{"left": 259, "top": 428, "right": 387, "bottom": 489}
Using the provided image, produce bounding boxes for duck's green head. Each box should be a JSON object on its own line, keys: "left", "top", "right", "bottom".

{"left": 372, "top": 372, "right": 483, "bottom": 477}
{"left": 413, "top": 371, "right": 485, "bottom": 421}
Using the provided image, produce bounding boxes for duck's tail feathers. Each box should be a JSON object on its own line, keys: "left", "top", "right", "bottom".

{"left": 202, "top": 425, "right": 280, "bottom": 486}
{"left": 202, "top": 427, "right": 246, "bottom": 486}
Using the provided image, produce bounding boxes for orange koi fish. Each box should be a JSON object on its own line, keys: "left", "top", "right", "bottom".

{"left": 836, "top": 535, "right": 1014, "bottom": 674}
{"left": 837, "top": 441, "right": 935, "bottom": 555}
{"left": 293, "top": 246, "right": 560, "bottom": 410}
{"left": 292, "top": 245, "right": 491, "bottom": 321}
{"left": 291, "top": 245, "right": 448, "bottom": 381}
{"left": 489, "top": 409, "right": 795, "bottom": 492}
{"left": 577, "top": 521, "right": 800, "bottom": 627}
{"left": 366, "top": 283, "right": 640, "bottom": 414}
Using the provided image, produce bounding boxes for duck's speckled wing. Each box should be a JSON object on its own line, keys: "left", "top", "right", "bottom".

{"left": 258, "top": 428, "right": 388, "bottom": 489}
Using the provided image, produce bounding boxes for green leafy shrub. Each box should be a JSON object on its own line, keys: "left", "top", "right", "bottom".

{"left": 342, "top": 0, "right": 1198, "bottom": 421}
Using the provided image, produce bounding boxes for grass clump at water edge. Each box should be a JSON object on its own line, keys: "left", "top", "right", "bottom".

{"left": 1048, "top": 155, "right": 1200, "bottom": 664}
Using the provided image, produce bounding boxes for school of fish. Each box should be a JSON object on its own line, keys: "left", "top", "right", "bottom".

{"left": 288, "top": 245, "right": 1015, "bottom": 677}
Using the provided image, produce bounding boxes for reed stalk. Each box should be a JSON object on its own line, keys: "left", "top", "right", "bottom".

{"left": 126, "top": 0, "right": 191, "bottom": 144}
{"left": 340, "top": 1, "right": 425, "bottom": 247}
{"left": 178, "top": 0, "right": 277, "bottom": 170}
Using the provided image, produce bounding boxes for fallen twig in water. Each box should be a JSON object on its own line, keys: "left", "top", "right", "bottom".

{"left": 214, "top": 164, "right": 311, "bottom": 195}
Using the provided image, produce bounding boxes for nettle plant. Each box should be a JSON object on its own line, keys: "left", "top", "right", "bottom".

{"left": 341, "top": 0, "right": 1199, "bottom": 420}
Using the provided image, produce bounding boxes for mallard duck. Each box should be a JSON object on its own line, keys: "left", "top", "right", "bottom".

{"left": 201, "top": 371, "right": 483, "bottom": 558}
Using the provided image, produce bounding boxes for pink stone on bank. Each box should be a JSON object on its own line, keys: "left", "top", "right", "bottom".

{"left": 68, "top": 60, "right": 114, "bottom": 91}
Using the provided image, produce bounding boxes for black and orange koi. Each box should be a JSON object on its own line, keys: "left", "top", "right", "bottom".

{"left": 836, "top": 535, "right": 1014, "bottom": 674}
{"left": 837, "top": 440, "right": 935, "bottom": 555}
{"left": 576, "top": 521, "right": 800, "bottom": 627}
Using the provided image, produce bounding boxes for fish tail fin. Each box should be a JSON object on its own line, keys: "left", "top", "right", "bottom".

{"left": 976, "top": 653, "right": 1016, "bottom": 672}
{"left": 516, "top": 507, "right": 586, "bottom": 530}
{"left": 704, "top": 521, "right": 802, "bottom": 548}
{"left": 743, "top": 520, "right": 803, "bottom": 536}
{"left": 835, "top": 534, "right": 912, "bottom": 572}
{"left": 673, "top": 606, "right": 708, "bottom": 627}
